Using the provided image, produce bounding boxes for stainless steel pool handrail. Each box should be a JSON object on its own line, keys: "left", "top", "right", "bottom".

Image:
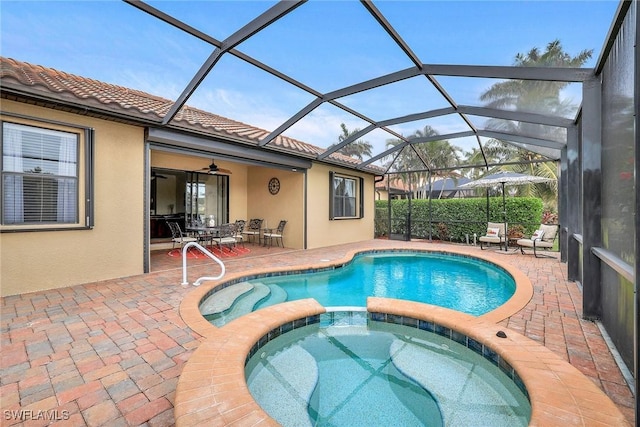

{"left": 181, "top": 242, "right": 225, "bottom": 286}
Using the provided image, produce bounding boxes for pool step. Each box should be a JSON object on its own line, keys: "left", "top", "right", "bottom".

{"left": 199, "top": 282, "right": 253, "bottom": 316}
{"left": 248, "top": 345, "right": 318, "bottom": 427}
{"left": 210, "top": 283, "right": 271, "bottom": 327}
{"left": 255, "top": 284, "right": 288, "bottom": 309}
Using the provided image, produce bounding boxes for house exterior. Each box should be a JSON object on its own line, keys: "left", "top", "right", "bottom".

{"left": 0, "top": 57, "right": 378, "bottom": 297}
{"left": 374, "top": 176, "right": 410, "bottom": 200}
{"left": 375, "top": 176, "right": 473, "bottom": 200}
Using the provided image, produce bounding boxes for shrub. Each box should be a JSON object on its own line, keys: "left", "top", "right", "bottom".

{"left": 375, "top": 197, "right": 544, "bottom": 240}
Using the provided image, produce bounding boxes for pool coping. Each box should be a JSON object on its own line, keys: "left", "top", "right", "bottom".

{"left": 175, "top": 246, "right": 631, "bottom": 426}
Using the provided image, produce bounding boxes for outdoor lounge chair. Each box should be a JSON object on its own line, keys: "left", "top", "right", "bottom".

{"left": 479, "top": 222, "right": 507, "bottom": 250}
{"left": 516, "top": 224, "right": 558, "bottom": 258}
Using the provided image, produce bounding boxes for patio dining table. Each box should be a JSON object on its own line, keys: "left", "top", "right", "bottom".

{"left": 185, "top": 225, "right": 222, "bottom": 247}
{"left": 187, "top": 224, "right": 239, "bottom": 253}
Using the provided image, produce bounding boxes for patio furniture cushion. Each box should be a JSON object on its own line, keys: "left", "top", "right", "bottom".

{"left": 516, "top": 238, "right": 554, "bottom": 249}
{"left": 517, "top": 224, "right": 558, "bottom": 257}
{"left": 538, "top": 224, "right": 558, "bottom": 242}
{"left": 479, "top": 222, "right": 507, "bottom": 249}
{"left": 531, "top": 229, "right": 545, "bottom": 240}
{"left": 486, "top": 227, "right": 501, "bottom": 237}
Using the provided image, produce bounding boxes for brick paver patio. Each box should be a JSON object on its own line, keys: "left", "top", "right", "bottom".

{"left": 1, "top": 239, "right": 635, "bottom": 425}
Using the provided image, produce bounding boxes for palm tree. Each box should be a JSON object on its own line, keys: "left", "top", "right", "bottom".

{"left": 329, "top": 123, "right": 373, "bottom": 161}
{"left": 474, "top": 39, "right": 593, "bottom": 209}
{"left": 480, "top": 39, "right": 592, "bottom": 114}
{"left": 385, "top": 125, "right": 461, "bottom": 198}
{"left": 410, "top": 125, "right": 462, "bottom": 171}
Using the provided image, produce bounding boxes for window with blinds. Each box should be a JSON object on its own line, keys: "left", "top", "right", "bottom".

{"left": 329, "top": 172, "right": 364, "bottom": 219}
{"left": 2, "top": 122, "right": 79, "bottom": 225}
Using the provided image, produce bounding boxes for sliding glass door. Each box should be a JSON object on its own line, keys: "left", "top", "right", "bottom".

{"left": 150, "top": 168, "right": 228, "bottom": 239}
{"left": 186, "top": 172, "right": 229, "bottom": 227}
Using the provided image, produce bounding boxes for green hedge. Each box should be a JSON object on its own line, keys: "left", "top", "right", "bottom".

{"left": 375, "top": 197, "right": 544, "bottom": 242}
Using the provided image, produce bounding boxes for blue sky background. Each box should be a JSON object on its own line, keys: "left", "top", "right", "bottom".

{"left": 1, "top": 0, "right": 620, "bottom": 159}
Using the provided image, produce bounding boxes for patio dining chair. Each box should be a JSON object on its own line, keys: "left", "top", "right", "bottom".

{"left": 211, "top": 223, "right": 238, "bottom": 253}
{"left": 242, "top": 218, "right": 263, "bottom": 244}
{"left": 516, "top": 224, "right": 558, "bottom": 258}
{"left": 478, "top": 222, "right": 507, "bottom": 250}
{"left": 167, "top": 221, "right": 198, "bottom": 249}
{"left": 186, "top": 217, "right": 214, "bottom": 247}
{"left": 263, "top": 220, "right": 287, "bottom": 248}
{"left": 233, "top": 219, "right": 246, "bottom": 247}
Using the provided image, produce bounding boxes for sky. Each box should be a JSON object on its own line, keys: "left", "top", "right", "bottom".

{"left": 0, "top": 0, "right": 621, "bottom": 162}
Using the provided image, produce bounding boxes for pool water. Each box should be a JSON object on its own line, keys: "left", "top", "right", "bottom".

{"left": 202, "top": 252, "right": 515, "bottom": 326}
{"left": 245, "top": 313, "right": 530, "bottom": 427}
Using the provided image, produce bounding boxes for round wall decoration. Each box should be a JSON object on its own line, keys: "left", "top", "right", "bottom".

{"left": 268, "top": 177, "right": 280, "bottom": 195}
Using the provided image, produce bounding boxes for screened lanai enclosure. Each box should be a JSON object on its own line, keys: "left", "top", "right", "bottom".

{"left": 8, "top": 0, "right": 637, "bottom": 417}
{"left": 116, "top": 1, "right": 639, "bottom": 408}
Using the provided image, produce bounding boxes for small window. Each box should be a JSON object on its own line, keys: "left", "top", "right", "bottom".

{"left": 2, "top": 121, "right": 83, "bottom": 226}
{"left": 330, "top": 172, "right": 364, "bottom": 219}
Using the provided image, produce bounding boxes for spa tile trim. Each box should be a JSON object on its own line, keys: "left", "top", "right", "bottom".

{"left": 247, "top": 314, "right": 321, "bottom": 362}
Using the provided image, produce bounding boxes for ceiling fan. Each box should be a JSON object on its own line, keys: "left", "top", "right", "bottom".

{"left": 198, "top": 159, "right": 232, "bottom": 175}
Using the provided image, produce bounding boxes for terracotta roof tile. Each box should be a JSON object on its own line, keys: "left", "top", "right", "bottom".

{"left": 1, "top": 57, "right": 375, "bottom": 171}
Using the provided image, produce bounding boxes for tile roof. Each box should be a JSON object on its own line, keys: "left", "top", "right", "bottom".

{"left": 0, "top": 57, "right": 373, "bottom": 170}
{"left": 375, "top": 176, "right": 411, "bottom": 191}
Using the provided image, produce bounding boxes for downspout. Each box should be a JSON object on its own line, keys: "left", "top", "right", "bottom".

{"left": 374, "top": 175, "right": 385, "bottom": 201}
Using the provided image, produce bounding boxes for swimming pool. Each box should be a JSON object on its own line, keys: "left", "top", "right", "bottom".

{"left": 245, "top": 310, "right": 531, "bottom": 427}
{"left": 201, "top": 251, "right": 515, "bottom": 326}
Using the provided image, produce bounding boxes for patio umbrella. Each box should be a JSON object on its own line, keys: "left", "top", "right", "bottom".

{"left": 458, "top": 172, "right": 555, "bottom": 249}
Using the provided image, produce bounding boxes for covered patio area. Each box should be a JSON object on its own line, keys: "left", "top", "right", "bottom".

{"left": 1, "top": 240, "right": 634, "bottom": 425}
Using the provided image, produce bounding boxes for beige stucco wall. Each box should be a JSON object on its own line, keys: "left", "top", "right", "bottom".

{"left": 245, "top": 167, "right": 304, "bottom": 249}
{"left": 306, "top": 163, "right": 375, "bottom": 249}
{"left": 375, "top": 188, "right": 390, "bottom": 201}
{"left": 1, "top": 101, "right": 145, "bottom": 297}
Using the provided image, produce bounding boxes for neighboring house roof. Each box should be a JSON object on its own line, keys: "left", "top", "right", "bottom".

{"left": 0, "top": 57, "right": 380, "bottom": 173}
{"left": 375, "top": 176, "right": 474, "bottom": 196}
{"left": 429, "top": 177, "right": 471, "bottom": 191}
{"left": 375, "top": 176, "right": 412, "bottom": 194}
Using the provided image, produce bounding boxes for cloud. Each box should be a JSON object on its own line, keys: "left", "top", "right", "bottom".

{"left": 190, "top": 88, "right": 356, "bottom": 148}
